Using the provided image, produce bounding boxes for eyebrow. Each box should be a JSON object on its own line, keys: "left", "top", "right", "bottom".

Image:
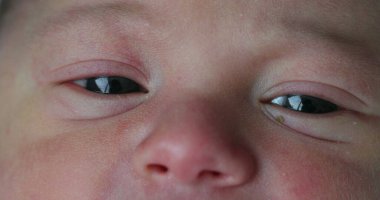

{"left": 288, "top": 18, "right": 380, "bottom": 69}
{"left": 292, "top": 21, "right": 364, "bottom": 48}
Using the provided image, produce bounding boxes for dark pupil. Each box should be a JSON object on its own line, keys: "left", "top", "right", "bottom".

{"left": 86, "top": 76, "right": 141, "bottom": 94}
{"left": 277, "top": 95, "right": 338, "bottom": 114}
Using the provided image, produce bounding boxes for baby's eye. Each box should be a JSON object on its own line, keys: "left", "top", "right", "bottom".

{"left": 270, "top": 95, "right": 339, "bottom": 114}
{"left": 73, "top": 76, "right": 146, "bottom": 95}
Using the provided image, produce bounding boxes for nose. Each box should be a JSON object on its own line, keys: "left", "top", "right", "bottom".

{"left": 133, "top": 100, "right": 255, "bottom": 188}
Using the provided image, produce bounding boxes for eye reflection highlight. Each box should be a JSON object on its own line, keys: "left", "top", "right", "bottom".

{"left": 271, "top": 95, "right": 339, "bottom": 114}
{"left": 73, "top": 76, "right": 146, "bottom": 95}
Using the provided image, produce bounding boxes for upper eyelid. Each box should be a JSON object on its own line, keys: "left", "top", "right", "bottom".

{"left": 37, "top": 59, "right": 149, "bottom": 86}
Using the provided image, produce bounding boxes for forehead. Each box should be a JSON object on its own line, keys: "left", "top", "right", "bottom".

{"left": 6, "top": 0, "right": 377, "bottom": 30}
{"left": 3, "top": 0, "right": 374, "bottom": 72}
{"left": 18, "top": 0, "right": 380, "bottom": 22}
{"left": 5, "top": 0, "right": 380, "bottom": 64}
{"left": 27, "top": 0, "right": 377, "bottom": 58}
{"left": 21, "top": 0, "right": 380, "bottom": 41}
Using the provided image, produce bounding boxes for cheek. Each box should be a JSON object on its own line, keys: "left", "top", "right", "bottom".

{"left": 1, "top": 127, "right": 133, "bottom": 200}
{"left": 266, "top": 141, "right": 377, "bottom": 200}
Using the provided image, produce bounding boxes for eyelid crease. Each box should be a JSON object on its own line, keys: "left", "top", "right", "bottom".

{"left": 260, "top": 80, "right": 368, "bottom": 112}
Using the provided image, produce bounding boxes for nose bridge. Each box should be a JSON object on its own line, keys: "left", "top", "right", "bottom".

{"left": 158, "top": 98, "right": 231, "bottom": 138}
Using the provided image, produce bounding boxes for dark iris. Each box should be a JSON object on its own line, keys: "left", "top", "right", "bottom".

{"left": 271, "top": 95, "right": 338, "bottom": 114}
{"left": 84, "top": 76, "right": 145, "bottom": 94}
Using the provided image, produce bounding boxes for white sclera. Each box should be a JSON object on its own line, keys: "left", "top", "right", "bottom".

{"left": 271, "top": 95, "right": 303, "bottom": 111}
{"left": 73, "top": 79, "right": 88, "bottom": 87}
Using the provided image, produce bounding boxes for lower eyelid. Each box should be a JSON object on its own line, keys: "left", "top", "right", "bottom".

{"left": 46, "top": 83, "right": 147, "bottom": 120}
{"left": 261, "top": 104, "right": 359, "bottom": 143}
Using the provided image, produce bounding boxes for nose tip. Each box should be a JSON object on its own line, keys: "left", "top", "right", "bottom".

{"left": 132, "top": 101, "right": 255, "bottom": 188}
{"left": 135, "top": 141, "right": 254, "bottom": 187}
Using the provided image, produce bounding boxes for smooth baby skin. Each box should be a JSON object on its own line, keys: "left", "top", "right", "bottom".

{"left": 0, "top": 0, "right": 379, "bottom": 199}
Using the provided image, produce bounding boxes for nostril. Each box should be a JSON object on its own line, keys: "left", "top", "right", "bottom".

{"left": 146, "top": 164, "right": 169, "bottom": 174}
{"left": 198, "top": 170, "right": 223, "bottom": 179}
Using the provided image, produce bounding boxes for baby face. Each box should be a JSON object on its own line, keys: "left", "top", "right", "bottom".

{"left": 0, "top": 0, "right": 379, "bottom": 199}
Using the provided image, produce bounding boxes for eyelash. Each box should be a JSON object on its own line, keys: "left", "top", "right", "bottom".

{"left": 73, "top": 76, "right": 148, "bottom": 95}
{"left": 74, "top": 77, "right": 339, "bottom": 115}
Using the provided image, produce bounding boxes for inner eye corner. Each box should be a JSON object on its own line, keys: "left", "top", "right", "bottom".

{"left": 140, "top": 86, "right": 149, "bottom": 93}
{"left": 259, "top": 96, "right": 275, "bottom": 104}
